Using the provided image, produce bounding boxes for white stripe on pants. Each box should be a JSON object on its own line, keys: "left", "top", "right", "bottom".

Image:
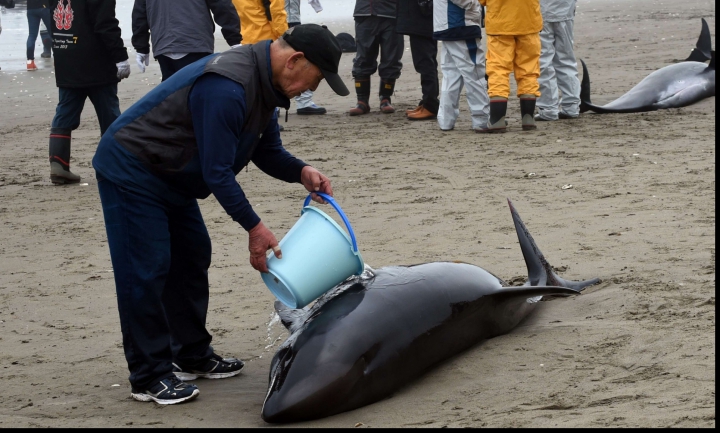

{"left": 295, "top": 90, "right": 315, "bottom": 109}
{"left": 537, "top": 19, "right": 580, "bottom": 119}
{"left": 437, "top": 39, "right": 489, "bottom": 130}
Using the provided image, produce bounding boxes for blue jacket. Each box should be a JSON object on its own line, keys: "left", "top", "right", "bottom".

{"left": 93, "top": 42, "right": 307, "bottom": 231}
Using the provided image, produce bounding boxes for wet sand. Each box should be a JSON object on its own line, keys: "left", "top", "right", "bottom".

{"left": 0, "top": 0, "right": 715, "bottom": 427}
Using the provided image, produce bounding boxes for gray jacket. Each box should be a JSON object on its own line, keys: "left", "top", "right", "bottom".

{"left": 132, "top": 0, "right": 241, "bottom": 57}
{"left": 354, "top": 0, "right": 397, "bottom": 19}
{"left": 540, "top": 0, "right": 576, "bottom": 23}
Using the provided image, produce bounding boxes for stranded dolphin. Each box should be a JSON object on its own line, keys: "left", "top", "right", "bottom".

{"left": 260, "top": 200, "right": 600, "bottom": 423}
{"left": 580, "top": 18, "right": 715, "bottom": 114}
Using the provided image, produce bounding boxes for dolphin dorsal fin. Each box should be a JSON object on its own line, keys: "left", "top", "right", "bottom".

{"left": 685, "top": 18, "right": 712, "bottom": 62}
{"left": 274, "top": 301, "right": 308, "bottom": 334}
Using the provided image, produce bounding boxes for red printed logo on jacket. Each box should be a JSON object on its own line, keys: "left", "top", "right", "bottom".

{"left": 53, "top": 0, "right": 74, "bottom": 31}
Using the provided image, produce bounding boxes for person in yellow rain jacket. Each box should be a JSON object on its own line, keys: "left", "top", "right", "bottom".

{"left": 477, "top": 0, "right": 543, "bottom": 133}
{"left": 232, "top": 0, "right": 288, "bottom": 44}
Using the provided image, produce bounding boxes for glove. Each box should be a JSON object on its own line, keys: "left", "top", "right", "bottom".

{"left": 231, "top": 43, "right": 242, "bottom": 49}
{"left": 116, "top": 60, "right": 131, "bottom": 80}
{"left": 136, "top": 52, "right": 149, "bottom": 73}
{"left": 309, "top": 0, "right": 323, "bottom": 13}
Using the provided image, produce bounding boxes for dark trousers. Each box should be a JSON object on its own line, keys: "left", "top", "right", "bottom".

{"left": 352, "top": 16, "right": 404, "bottom": 80}
{"left": 26, "top": 7, "right": 52, "bottom": 60}
{"left": 97, "top": 175, "right": 214, "bottom": 390}
{"left": 156, "top": 52, "right": 211, "bottom": 81}
{"left": 409, "top": 35, "right": 439, "bottom": 113}
{"left": 51, "top": 84, "right": 120, "bottom": 136}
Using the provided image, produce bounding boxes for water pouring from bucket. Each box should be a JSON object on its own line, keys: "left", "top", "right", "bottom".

{"left": 261, "top": 192, "right": 364, "bottom": 309}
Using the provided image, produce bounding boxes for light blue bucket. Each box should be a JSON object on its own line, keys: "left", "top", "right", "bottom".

{"left": 261, "top": 192, "right": 364, "bottom": 309}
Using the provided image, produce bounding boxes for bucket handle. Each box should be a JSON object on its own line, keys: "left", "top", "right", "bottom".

{"left": 302, "top": 192, "right": 359, "bottom": 254}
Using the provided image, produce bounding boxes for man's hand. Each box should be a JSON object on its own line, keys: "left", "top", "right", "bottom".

{"left": 116, "top": 60, "right": 131, "bottom": 80}
{"left": 136, "top": 53, "right": 149, "bottom": 73}
{"left": 248, "top": 221, "right": 281, "bottom": 273}
{"left": 300, "top": 166, "right": 333, "bottom": 203}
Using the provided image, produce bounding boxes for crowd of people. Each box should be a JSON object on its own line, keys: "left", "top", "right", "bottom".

{"left": 2, "top": 0, "right": 583, "bottom": 406}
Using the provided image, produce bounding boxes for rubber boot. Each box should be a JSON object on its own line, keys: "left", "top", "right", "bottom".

{"left": 477, "top": 97, "right": 507, "bottom": 133}
{"left": 49, "top": 128, "right": 81, "bottom": 185}
{"left": 378, "top": 78, "right": 396, "bottom": 113}
{"left": 348, "top": 77, "right": 371, "bottom": 116}
{"left": 519, "top": 94, "right": 537, "bottom": 131}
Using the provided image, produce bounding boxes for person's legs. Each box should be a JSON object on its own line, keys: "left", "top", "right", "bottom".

{"left": 485, "top": 34, "right": 514, "bottom": 100}
{"left": 350, "top": 17, "right": 381, "bottom": 115}
{"left": 407, "top": 35, "right": 439, "bottom": 118}
{"left": 26, "top": 8, "right": 41, "bottom": 65}
{"left": 553, "top": 19, "right": 581, "bottom": 117}
{"left": 97, "top": 177, "right": 180, "bottom": 391}
{"left": 513, "top": 33, "right": 542, "bottom": 131}
{"left": 449, "top": 38, "right": 490, "bottom": 130}
{"left": 49, "top": 88, "right": 88, "bottom": 184}
{"left": 376, "top": 18, "right": 403, "bottom": 113}
{"left": 40, "top": 8, "right": 53, "bottom": 58}
{"left": 156, "top": 53, "right": 211, "bottom": 81}
{"left": 437, "top": 41, "right": 464, "bottom": 131}
{"left": 536, "top": 21, "right": 559, "bottom": 120}
{"left": 295, "top": 90, "right": 326, "bottom": 114}
{"left": 87, "top": 83, "right": 121, "bottom": 136}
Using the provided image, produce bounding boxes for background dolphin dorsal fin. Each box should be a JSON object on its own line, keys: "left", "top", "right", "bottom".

{"left": 274, "top": 301, "right": 309, "bottom": 333}
{"left": 685, "top": 18, "right": 712, "bottom": 62}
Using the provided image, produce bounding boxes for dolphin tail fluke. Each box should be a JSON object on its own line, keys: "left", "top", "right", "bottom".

{"left": 579, "top": 59, "right": 592, "bottom": 113}
{"left": 685, "top": 18, "right": 712, "bottom": 62}
{"left": 508, "top": 199, "right": 601, "bottom": 293}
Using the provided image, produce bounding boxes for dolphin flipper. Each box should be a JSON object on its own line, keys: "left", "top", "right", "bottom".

{"left": 685, "top": 18, "right": 712, "bottom": 62}
{"left": 508, "top": 199, "right": 601, "bottom": 292}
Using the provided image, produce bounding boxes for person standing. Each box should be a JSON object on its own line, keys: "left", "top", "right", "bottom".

{"left": 433, "top": 0, "right": 489, "bottom": 131}
{"left": 92, "top": 24, "right": 348, "bottom": 404}
{"left": 132, "top": 0, "right": 242, "bottom": 82}
{"left": 48, "top": 0, "right": 130, "bottom": 185}
{"left": 0, "top": 0, "right": 16, "bottom": 71}
{"left": 348, "top": 0, "right": 403, "bottom": 115}
{"left": 478, "top": 0, "right": 542, "bottom": 133}
{"left": 534, "top": 0, "right": 580, "bottom": 121}
{"left": 26, "top": 0, "right": 52, "bottom": 71}
{"left": 397, "top": 0, "right": 439, "bottom": 121}
{"left": 285, "top": 0, "right": 327, "bottom": 115}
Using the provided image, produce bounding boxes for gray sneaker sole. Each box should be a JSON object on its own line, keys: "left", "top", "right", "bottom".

{"left": 131, "top": 388, "right": 199, "bottom": 405}
{"left": 174, "top": 365, "right": 244, "bottom": 381}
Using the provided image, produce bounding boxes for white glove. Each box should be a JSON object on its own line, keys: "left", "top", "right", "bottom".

{"left": 309, "top": 0, "right": 323, "bottom": 13}
{"left": 136, "top": 52, "right": 149, "bottom": 73}
{"left": 116, "top": 60, "right": 131, "bottom": 80}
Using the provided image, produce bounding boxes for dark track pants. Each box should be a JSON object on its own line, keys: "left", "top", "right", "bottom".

{"left": 409, "top": 34, "right": 439, "bottom": 112}
{"left": 51, "top": 84, "right": 120, "bottom": 136}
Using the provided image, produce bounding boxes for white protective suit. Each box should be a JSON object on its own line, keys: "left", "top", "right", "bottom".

{"left": 285, "top": 0, "right": 324, "bottom": 110}
{"left": 536, "top": 0, "right": 581, "bottom": 119}
{"left": 434, "top": 0, "right": 489, "bottom": 130}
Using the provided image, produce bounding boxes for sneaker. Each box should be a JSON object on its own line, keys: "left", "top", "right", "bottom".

{"left": 173, "top": 353, "right": 244, "bottom": 381}
{"left": 297, "top": 104, "right": 327, "bottom": 115}
{"left": 558, "top": 111, "right": 578, "bottom": 119}
{"left": 131, "top": 376, "right": 199, "bottom": 405}
{"left": 27, "top": 60, "right": 38, "bottom": 71}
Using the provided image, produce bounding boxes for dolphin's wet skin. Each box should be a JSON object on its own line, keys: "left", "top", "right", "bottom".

{"left": 260, "top": 200, "right": 600, "bottom": 423}
{"left": 580, "top": 18, "right": 715, "bottom": 114}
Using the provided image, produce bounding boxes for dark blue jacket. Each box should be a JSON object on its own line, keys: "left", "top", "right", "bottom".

{"left": 93, "top": 42, "right": 307, "bottom": 231}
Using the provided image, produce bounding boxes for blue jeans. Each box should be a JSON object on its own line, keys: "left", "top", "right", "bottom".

{"left": 51, "top": 85, "right": 120, "bottom": 136}
{"left": 96, "top": 174, "right": 214, "bottom": 390}
{"left": 27, "top": 7, "right": 52, "bottom": 60}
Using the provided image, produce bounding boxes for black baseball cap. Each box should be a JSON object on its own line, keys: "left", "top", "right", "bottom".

{"left": 282, "top": 24, "right": 350, "bottom": 96}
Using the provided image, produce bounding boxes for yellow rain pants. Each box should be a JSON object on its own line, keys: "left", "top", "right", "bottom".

{"left": 485, "top": 33, "right": 542, "bottom": 99}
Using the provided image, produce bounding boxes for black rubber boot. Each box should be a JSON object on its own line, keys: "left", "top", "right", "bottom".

{"left": 519, "top": 94, "right": 537, "bottom": 131}
{"left": 349, "top": 76, "right": 371, "bottom": 116}
{"left": 378, "top": 78, "right": 396, "bottom": 113}
{"left": 477, "top": 97, "right": 508, "bottom": 133}
{"left": 49, "top": 128, "right": 81, "bottom": 185}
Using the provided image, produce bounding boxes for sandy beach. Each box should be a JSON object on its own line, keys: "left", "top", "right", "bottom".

{"left": 0, "top": 0, "right": 715, "bottom": 427}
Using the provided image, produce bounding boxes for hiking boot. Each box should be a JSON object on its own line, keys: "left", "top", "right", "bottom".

{"left": 173, "top": 353, "right": 244, "bottom": 381}
{"left": 379, "top": 98, "right": 395, "bottom": 113}
{"left": 27, "top": 60, "right": 38, "bottom": 71}
{"left": 348, "top": 100, "right": 370, "bottom": 116}
{"left": 131, "top": 376, "right": 199, "bottom": 405}
{"left": 407, "top": 106, "right": 436, "bottom": 121}
{"left": 297, "top": 103, "right": 327, "bottom": 115}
